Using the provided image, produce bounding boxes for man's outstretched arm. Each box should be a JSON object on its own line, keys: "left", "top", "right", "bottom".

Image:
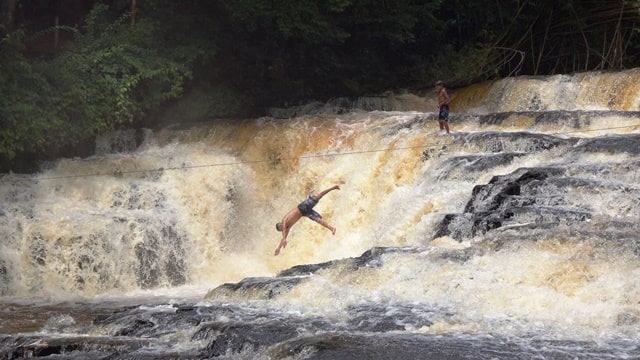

{"left": 275, "top": 222, "right": 289, "bottom": 255}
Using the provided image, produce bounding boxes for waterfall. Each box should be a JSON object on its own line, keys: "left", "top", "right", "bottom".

{"left": 1, "top": 69, "right": 639, "bottom": 358}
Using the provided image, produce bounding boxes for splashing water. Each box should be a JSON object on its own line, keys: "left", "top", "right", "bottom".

{"left": 1, "top": 69, "right": 639, "bottom": 358}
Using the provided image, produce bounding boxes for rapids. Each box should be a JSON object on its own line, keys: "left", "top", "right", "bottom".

{"left": 1, "top": 69, "right": 639, "bottom": 359}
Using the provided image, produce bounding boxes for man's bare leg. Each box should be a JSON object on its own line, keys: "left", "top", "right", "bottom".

{"left": 439, "top": 120, "right": 450, "bottom": 133}
{"left": 313, "top": 185, "right": 340, "bottom": 201}
{"left": 315, "top": 218, "right": 336, "bottom": 235}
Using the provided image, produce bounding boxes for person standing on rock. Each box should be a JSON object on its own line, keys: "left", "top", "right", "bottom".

{"left": 436, "top": 80, "right": 451, "bottom": 134}
{"left": 274, "top": 185, "right": 340, "bottom": 256}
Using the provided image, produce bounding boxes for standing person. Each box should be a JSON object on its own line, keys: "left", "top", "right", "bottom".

{"left": 436, "top": 80, "right": 450, "bottom": 134}
{"left": 274, "top": 185, "right": 340, "bottom": 256}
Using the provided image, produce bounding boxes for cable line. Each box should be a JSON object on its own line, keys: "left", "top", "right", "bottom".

{"left": 33, "top": 142, "right": 453, "bottom": 180}
{"left": 3, "top": 122, "right": 638, "bottom": 181}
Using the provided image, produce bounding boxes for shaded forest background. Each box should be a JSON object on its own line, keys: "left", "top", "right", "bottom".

{"left": 1, "top": 0, "right": 640, "bottom": 172}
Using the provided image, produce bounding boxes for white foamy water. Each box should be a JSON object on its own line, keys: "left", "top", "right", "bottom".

{"left": 1, "top": 69, "right": 639, "bottom": 358}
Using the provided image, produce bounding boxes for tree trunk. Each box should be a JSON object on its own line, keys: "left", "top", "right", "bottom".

{"left": 54, "top": 16, "right": 59, "bottom": 49}
{"left": 130, "top": 0, "right": 137, "bottom": 27}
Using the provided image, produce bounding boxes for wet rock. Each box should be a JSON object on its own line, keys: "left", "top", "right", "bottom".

{"left": 347, "top": 302, "right": 435, "bottom": 332}
{"left": 93, "top": 304, "right": 202, "bottom": 338}
{"left": 116, "top": 318, "right": 155, "bottom": 336}
{"left": 352, "top": 246, "right": 421, "bottom": 268}
{"left": 458, "top": 131, "right": 576, "bottom": 153}
{"left": 434, "top": 166, "right": 607, "bottom": 240}
{"left": 0, "top": 335, "right": 150, "bottom": 359}
{"left": 201, "top": 322, "right": 301, "bottom": 357}
{"left": 0, "top": 261, "right": 9, "bottom": 295}
{"left": 270, "top": 332, "right": 636, "bottom": 360}
{"left": 573, "top": 134, "right": 640, "bottom": 155}
{"left": 272, "top": 333, "right": 468, "bottom": 360}
{"left": 206, "top": 276, "right": 309, "bottom": 300}
{"left": 276, "top": 247, "right": 419, "bottom": 278}
{"left": 459, "top": 110, "right": 640, "bottom": 132}
{"left": 277, "top": 260, "right": 336, "bottom": 276}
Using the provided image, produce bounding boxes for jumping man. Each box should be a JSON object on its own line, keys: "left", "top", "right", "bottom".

{"left": 274, "top": 185, "right": 340, "bottom": 256}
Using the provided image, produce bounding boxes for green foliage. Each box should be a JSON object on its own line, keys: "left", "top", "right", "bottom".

{"left": 42, "top": 4, "right": 192, "bottom": 129}
{"left": 223, "top": 0, "right": 350, "bottom": 42}
{"left": 0, "top": 29, "right": 56, "bottom": 159}
{"left": 2, "top": 0, "right": 640, "bottom": 171}
{"left": 217, "top": 0, "right": 432, "bottom": 103}
{"left": 1, "top": 3, "right": 205, "bottom": 167}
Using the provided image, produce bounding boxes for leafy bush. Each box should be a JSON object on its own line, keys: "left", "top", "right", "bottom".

{"left": 0, "top": 29, "right": 56, "bottom": 159}
{"left": 1, "top": 3, "right": 203, "bottom": 168}
{"left": 40, "top": 4, "right": 193, "bottom": 135}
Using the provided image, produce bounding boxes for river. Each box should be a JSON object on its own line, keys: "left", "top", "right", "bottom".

{"left": 1, "top": 70, "right": 640, "bottom": 359}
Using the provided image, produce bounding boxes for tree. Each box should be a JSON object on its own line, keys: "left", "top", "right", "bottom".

{"left": 0, "top": 0, "right": 16, "bottom": 29}
{"left": 438, "top": 0, "right": 640, "bottom": 83}
{"left": 0, "top": 30, "right": 54, "bottom": 161}
{"left": 214, "top": 0, "right": 438, "bottom": 103}
{"left": 0, "top": 2, "right": 207, "bottom": 169}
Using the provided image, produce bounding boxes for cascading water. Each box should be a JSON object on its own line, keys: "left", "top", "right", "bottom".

{"left": 1, "top": 69, "right": 639, "bottom": 359}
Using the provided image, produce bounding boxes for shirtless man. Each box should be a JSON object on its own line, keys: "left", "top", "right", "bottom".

{"left": 436, "top": 80, "right": 450, "bottom": 134}
{"left": 274, "top": 185, "right": 340, "bottom": 256}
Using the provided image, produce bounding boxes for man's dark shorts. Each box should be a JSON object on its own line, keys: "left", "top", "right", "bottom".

{"left": 439, "top": 104, "right": 449, "bottom": 121}
{"left": 298, "top": 195, "right": 322, "bottom": 221}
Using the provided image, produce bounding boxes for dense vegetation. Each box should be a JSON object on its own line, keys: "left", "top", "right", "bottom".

{"left": 1, "top": 0, "right": 640, "bottom": 171}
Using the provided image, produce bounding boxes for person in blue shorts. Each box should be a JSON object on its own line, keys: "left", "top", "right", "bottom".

{"left": 274, "top": 185, "right": 340, "bottom": 255}
{"left": 436, "top": 80, "right": 451, "bottom": 134}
